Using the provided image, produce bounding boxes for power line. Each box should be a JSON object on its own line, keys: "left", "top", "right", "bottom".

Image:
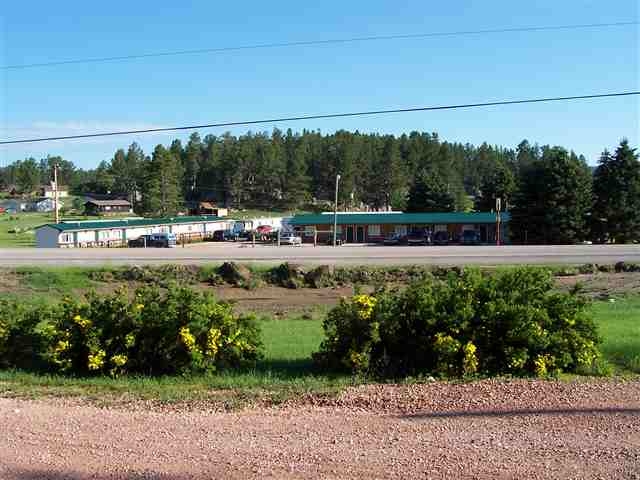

{"left": 3, "top": 21, "right": 638, "bottom": 70}
{"left": 1, "top": 91, "right": 638, "bottom": 145}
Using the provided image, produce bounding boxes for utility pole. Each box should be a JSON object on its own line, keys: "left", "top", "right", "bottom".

{"left": 53, "top": 162, "right": 60, "bottom": 224}
{"left": 496, "top": 197, "right": 502, "bottom": 246}
{"left": 333, "top": 174, "right": 341, "bottom": 247}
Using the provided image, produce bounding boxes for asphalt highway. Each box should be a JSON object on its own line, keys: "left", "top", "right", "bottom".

{"left": 0, "top": 244, "right": 638, "bottom": 266}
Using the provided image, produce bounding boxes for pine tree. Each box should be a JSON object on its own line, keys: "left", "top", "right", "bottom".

{"left": 141, "top": 145, "right": 183, "bottom": 216}
{"left": 183, "top": 133, "right": 202, "bottom": 199}
{"left": 406, "top": 168, "right": 456, "bottom": 212}
{"left": 592, "top": 139, "right": 640, "bottom": 243}
{"left": 511, "top": 147, "right": 592, "bottom": 244}
{"left": 476, "top": 161, "right": 516, "bottom": 211}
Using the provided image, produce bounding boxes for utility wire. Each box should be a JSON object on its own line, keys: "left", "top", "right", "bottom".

{"left": 1, "top": 91, "right": 638, "bottom": 145}
{"left": 3, "top": 21, "right": 638, "bottom": 70}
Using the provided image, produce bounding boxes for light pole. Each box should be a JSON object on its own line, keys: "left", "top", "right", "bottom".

{"left": 333, "top": 174, "right": 341, "bottom": 247}
{"left": 495, "top": 197, "right": 502, "bottom": 246}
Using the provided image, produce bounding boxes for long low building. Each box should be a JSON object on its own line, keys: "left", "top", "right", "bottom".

{"left": 289, "top": 211, "right": 510, "bottom": 244}
{"left": 35, "top": 215, "right": 234, "bottom": 248}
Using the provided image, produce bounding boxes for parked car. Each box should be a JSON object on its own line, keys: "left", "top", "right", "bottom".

{"left": 383, "top": 232, "right": 406, "bottom": 246}
{"left": 212, "top": 230, "right": 225, "bottom": 241}
{"left": 433, "top": 230, "right": 450, "bottom": 246}
{"left": 128, "top": 233, "right": 176, "bottom": 248}
{"left": 462, "top": 230, "right": 481, "bottom": 245}
{"left": 407, "top": 229, "right": 428, "bottom": 246}
{"left": 280, "top": 233, "right": 302, "bottom": 245}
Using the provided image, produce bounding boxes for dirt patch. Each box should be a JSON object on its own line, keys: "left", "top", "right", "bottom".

{"left": 555, "top": 272, "right": 640, "bottom": 299}
{"left": 211, "top": 285, "right": 364, "bottom": 316}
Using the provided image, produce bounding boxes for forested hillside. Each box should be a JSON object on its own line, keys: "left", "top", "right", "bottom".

{"left": 1, "top": 130, "right": 638, "bottom": 244}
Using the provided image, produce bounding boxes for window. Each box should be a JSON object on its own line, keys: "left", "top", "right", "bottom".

{"left": 59, "top": 233, "right": 73, "bottom": 244}
{"left": 368, "top": 225, "right": 381, "bottom": 236}
{"left": 98, "top": 231, "right": 109, "bottom": 240}
{"left": 395, "top": 225, "right": 408, "bottom": 235}
{"left": 304, "top": 226, "right": 315, "bottom": 237}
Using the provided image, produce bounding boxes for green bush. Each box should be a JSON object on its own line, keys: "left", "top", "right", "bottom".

{"left": 314, "top": 267, "right": 602, "bottom": 379}
{"left": 0, "top": 286, "right": 262, "bottom": 376}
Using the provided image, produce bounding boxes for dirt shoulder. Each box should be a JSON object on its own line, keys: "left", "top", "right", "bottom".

{"left": 1, "top": 379, "right": 638, "bottom": 479}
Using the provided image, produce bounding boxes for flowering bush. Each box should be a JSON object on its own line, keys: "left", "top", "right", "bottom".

{"left": 0, "top": 286, "right": 263, "bottom": 376}
{"left": 314, "top": 267, "right": 602, "bottom": 378}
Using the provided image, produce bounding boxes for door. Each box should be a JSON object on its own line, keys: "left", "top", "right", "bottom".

{"left": 346, "top": 226, "right": 354, "bottom": 243}
{"left": 356, "top": 226, "right": 365, "bottom": 243}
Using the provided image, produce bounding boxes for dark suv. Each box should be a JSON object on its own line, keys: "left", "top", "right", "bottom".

{"left": 433, "top": 231, "right": 449, "bottom": 245}
{"left": 407, "top": 230, "right": 428, "bottom": 246}
{"left": 462, "top": 230, "right": 481, "bottom": 245}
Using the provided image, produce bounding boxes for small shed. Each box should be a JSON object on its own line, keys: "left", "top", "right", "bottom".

{"left": 188, "top": 201, "right": 228, "bottom": 217}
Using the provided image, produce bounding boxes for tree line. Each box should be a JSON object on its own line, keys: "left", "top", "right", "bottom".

{"left": 0, "top": 129, "right": 637, "bottom": 244}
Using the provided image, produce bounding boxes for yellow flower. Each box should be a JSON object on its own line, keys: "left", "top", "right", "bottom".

{"left": 87, "top": 349, "right": 106, "bottom": 371}
{"left": 73, "top": 315, "right": 92, "bottom": 329}
{"left": 352, "top": 294, "right": 377, "bottom": 320}
{"left": 55, "top": 340, "right": 70, "bottom": 352}
{"left": 462, "top": 341, "right": 478, "bottom": 375}
{"left": 179, "top": 326, "right": 199, "bottom": 353}
{"left": 125, "top": 333, "right": 136, "bottom": 348}
{"left": 206, "top": 327, "right": 221, "bottom": 357}
{"left": 111, "top": 354, "right": 128, "bottom": 367}
{"left": 135, "top": 304, "right": 144, "bottom": 311}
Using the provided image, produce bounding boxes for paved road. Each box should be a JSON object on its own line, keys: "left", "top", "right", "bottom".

{"left": 0, "top": 244, "right": 638, "bottom": 266}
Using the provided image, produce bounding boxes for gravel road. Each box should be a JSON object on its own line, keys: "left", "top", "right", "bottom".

{"left": 1, "top": 379, "right": 638, "bottom": 479}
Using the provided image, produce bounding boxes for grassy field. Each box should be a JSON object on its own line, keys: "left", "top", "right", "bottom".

{"left": 0, "top": 212, "right": 137, "bottom": 247}
{"left": 592, "top": 296, "right": 640, "bottom": 373}
{"left": 0, "top": 297, "right": 637, "bottom": 406}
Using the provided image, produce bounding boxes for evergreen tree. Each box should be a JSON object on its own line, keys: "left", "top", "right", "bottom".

{"left": 141, "top": 145, "right": 183, "bottom": 216}
{"left": 592, "top": 139, "right": 640, "bottom": 243}
{"left": 476, "top": 161, "right": 516, "bottom": 211}
{"left": 512, "top": 147, "right": 592, "bottom": 244}
{"left": 282, "top": 129, "right": 311, "bottom": 208}
{"left": 406, "top": 168, "right": 456, "bottom": 212}
{"left": 14, "top": 158, "right": 40, "bottom": 194}
{"left": 183, "top": 133, "right": 202, "bottom": 199}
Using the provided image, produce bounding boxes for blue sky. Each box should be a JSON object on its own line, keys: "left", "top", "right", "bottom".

{"left": 1, "top": 0, "right": 638, "bottom": 169}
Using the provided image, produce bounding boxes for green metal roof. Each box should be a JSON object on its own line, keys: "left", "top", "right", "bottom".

{"left": 289, "top": 212, "right": 510, "bottom": 226}
{"left": 39, "top": 215, "right": 226, "bottom": 232}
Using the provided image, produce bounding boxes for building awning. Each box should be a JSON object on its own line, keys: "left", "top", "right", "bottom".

{"left": 289, "top": 212, "right": 510, "bottom": 226}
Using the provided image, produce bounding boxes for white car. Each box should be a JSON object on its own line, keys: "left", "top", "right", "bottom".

{"left": 280, "top": 233, "right": 302, "bottom": 246}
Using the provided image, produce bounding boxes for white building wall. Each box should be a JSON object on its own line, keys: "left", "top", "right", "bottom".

{"left": 76, "top": 230, "right": 96, "bottom": 245}
{"left": 128, "top": 227, "right": 153, "bottom": 239}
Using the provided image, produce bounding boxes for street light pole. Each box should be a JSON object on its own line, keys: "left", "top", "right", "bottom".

{"left": 53, "top": 162, "right": 60, "bottom": 224}
{"left": 333, "top": 174, "right": 341, "bottom": 247}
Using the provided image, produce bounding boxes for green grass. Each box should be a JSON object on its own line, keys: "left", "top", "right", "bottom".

{"left": 0, "top": 212, "right": 111, "bottom": 247}
{"left": 592, "top": 296, "right": 640, "bottom": 373}
{"left": 0, "top": 298, "right": 638, "bottom": 406}
{"left": 0, "top": 317, "right": 349, "bottom": 407}
{"left": 14, "top": 266, "right": 95, "bottom": 293}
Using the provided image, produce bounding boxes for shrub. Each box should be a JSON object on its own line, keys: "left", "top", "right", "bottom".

{"left": 0, "top": 286, "right": 263, "bottom": 376}
{"left": 314, "top": 267, "right": 602, "bottom": 379}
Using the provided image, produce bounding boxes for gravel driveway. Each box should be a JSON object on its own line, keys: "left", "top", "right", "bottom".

{"left": 1, "top": 379, "right": 638, "bottom": 479}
